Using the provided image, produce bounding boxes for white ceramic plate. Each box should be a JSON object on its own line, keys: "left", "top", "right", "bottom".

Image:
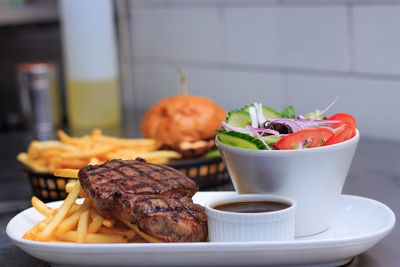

{"left": 6, "top": 192, "right": 395, "bottom": 267}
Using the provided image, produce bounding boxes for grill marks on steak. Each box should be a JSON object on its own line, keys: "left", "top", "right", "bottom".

{"left": 79, "top": 158, "right": 198, "bottom": 211}
{"left": 127, "top": 195, "right": 207, "bottom": 242}
{"left": 78, "top": 158, "right": 207, "bottom": 242}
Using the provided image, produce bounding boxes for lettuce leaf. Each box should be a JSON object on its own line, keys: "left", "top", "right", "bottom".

{"left": 280, "top": 105, "right": 296, "bottom": 119}
{"left": 304, "top": 109, "right": 323, "bottom": 120}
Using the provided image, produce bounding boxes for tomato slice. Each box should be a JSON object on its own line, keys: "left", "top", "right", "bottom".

{"left": 322, "top": 113, "right": 356, "bottom": 146}
{"left": 275, "top": 128, "right": 334, "bottom": 150}
{"left": 328, "top": 113, "right": 356, "bottom": 138}
{"left": 322, "top": 126, "right": 352, "bottom": 146}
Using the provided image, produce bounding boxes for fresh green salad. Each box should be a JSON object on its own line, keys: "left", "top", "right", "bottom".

{"left": 217, "top": 100, "right": 356, "bottom": 150}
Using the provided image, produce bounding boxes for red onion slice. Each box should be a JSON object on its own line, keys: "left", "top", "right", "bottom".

{"left": 248, "top": 106, "right": 258, "bottom": 128}
{"left": 310, "top": 97, "right": 338, "bottom": 122}
{"left": 221, "top": 122, "right": 254, "bottom": 136}
{"left": 255, "top": 102, "right": 266, "bottom": 127}
{"left": 298, "top": 141, "right": 305, "bottom": 149}
{"left": 251, "top": 127, "right": 280, "bottom": 136}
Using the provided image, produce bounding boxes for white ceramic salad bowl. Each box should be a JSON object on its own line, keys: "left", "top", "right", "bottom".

{"left": 216, "top": 130, "right": 360, "bottom": 237}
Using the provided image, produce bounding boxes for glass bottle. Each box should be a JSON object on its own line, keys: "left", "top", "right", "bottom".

{"left": 60, "top": 0, "right": 121, "bottom": 135}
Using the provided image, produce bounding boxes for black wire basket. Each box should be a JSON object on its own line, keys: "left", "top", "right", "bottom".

{"left": 24, "top": 171, "right": 76, "bottom": 202}
{"left": 25, "top": 156, "right": 230, "bottom": 202}
{"left": 167, "top": 156, "right": 230, "bottom": 189}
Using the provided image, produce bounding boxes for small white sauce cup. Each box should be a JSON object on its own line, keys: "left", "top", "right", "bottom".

{"left": 205, "top": 194, "right": 296, "bottom": 242}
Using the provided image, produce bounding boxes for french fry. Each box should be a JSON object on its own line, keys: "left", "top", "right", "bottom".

{"left": 23, "top": 231, "right": 40, "bottom": 241}
{"left": 55, "top": 201, "right": 90, "bottom": 235}
{"left": 79, "top": 189, "right": 88, "bottom": 198}
{"left": 39, "top": 149, "right": 62, "bottom": 159}
{"left": 102, "top": 217, "right": 116, "bottom": 228}
{"left": 88, "top": 208, "right": 104, "bottom": 233}
{"left": 32, "top": 140, "right": 78, "bottom": 152}
{"left": 98, "top": 226, "right": 137, "bottom": 240}
{"left": 115, "top": 214, "right": 164, "bottom": 243}
{"left": 76, "top": 209, "right": 90, "bottom": 243}
{"left": 134, "top": 150, "right": 181, "bottom": 164}
{"left": 105, "top": 152, "right": 135, "bottom": 161}
{"left": 48, "top": 156, "right": 63, "bottom": 172}
{"left": 23, "top": 224, "right": 41, "bottom": 241}
{"left": 68, "top": 203, "right": 80, "bottom": 215}
{"left": 91, "top": 129, "right": 102, "bottom": 136}
{"left": 38, "top": 182, "right": 81, "bottom": 241}
{"left": 88, "top": 157, "right": 99, "bottom": 165}
{"left": 21, "top": 128, "right": 178, "bottom": 175}
{"left": 146, "top": 157, "right": 169, "bottom": 165}
{"left": 57, "top": 130, "right": 90, "bottom": 147}
{"left": 27, "top": 141, "right": 40, "bottom": 159}
{"left": 105, "top": 147, "right": 154, "bottom": 159}
{"left": 54, "top": 168, "right": 79, "bottom": 179}
{"left": 57, "top": 231, "right": 126, "bottom": 243}
{"left": 142, "top": 150, "right": 181, "bottom": 159}
{"left": 60, "top": 158, "right": 89, "bottom": 169}
{"left": 92, "top": 135, "right": 157, "bottom": 147}
{"left": 35, "top": 158, "right": 47, "bottom": 166}
{"left": 23, "top": 211, "right": 56, "bottom": 241}
{"left": 62, "top": 182, "right": 77, "bottom": 194}
{"left": 31, "top": 196, "right": 53, "bottom": 217}
{"left": 127, "top": 222, "right": 163, "bottom": 243}
{"left": 60, "top": 146, "right": 115, "bottom": 159}
{"left": 105, "top": 150, "right": 181, "bottom": 163}
{"left": 17, "top": 153, "right": 49, "bottom": 173}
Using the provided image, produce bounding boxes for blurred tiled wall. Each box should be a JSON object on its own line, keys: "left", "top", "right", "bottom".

{"left": 127, "top": 0, "right": 400, "bottom": 142}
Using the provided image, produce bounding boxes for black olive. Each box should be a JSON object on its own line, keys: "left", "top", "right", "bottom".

{"left": 265, "top": 122, "right": 293, "bottom": 134}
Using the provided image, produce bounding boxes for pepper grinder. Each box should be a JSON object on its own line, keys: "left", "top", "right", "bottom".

{"left": 16, "top": 62, "right": 61, "bottom": 140}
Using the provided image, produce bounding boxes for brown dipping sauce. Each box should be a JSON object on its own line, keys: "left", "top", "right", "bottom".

{"left": 213, "top": 200, "right": 290, "bottom": 213}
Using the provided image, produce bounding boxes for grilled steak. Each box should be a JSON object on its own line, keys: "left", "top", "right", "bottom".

{"left": 78, "top": 158, "right": 207, "bottom": 242}
{"left": 119, "top": 195, "right": 207, "bottom": 242}
{"left": 78, "top": 158, "right": 198, "bottom": 210}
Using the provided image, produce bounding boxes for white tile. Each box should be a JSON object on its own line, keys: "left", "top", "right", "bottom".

{"left": 279, "top": 7, "right": 349, "bottom": 71}
{"left": 224, "top": 8, "right": 281, "bottom": 66}
{"left": 131, "top": 0, "right": 174, "bottom": 7}
{"left": 131, "top": 0, "right": 280, "bottom": 7}
{"left": 130, "top": 8, "right": 223, "bottom": 62}
{"left": 128, "top": 63, "right": 181, "bottom": 136}
{"left": 131, "top": 64, "right": 181, "bottom": 114}
{"left": 354, "top": 6, "right": 400, "bottom": 75}
{"left": 283, "top": 74, "right": 400, "bottom": 142}
{"left": 185, "top": 68, "right": 284, "bottom": 111}
{"left": 224, "top": 7, "right": 349, "bottom": 71}
{"left": 131, "top": 63, "right": 283, "bottom": 116}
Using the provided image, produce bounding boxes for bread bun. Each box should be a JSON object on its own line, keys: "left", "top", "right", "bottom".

{"left": 140, "top": 95, "right": 226, "bottom": 147}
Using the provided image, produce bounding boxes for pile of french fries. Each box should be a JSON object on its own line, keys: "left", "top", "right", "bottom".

{"left": 23, "top": 171, "right": 164, "bottom": 243}
{"left": 17, "top": 129, "right": 181, "bottom": 173}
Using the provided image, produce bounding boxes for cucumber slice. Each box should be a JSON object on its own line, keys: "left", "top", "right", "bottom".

{"left": 216, "top": 130, "right": 266, "bottom": 150}
{"left": 240, "top": 104, "right": 253, "bottom": 113}
{"left": 241, "top": 104, "right": 281, "bottom": 119}
{"left": 262, "top": 135, "right": 280, "bottom": 145}
{"left": 204, "top": 148, "right": 220, "bottom": 158}
{"left": 262, "top": 106, "right": 281, "bottom": 119}
{"left": 225, "top": 110, "right": 251, "bottom": 127}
